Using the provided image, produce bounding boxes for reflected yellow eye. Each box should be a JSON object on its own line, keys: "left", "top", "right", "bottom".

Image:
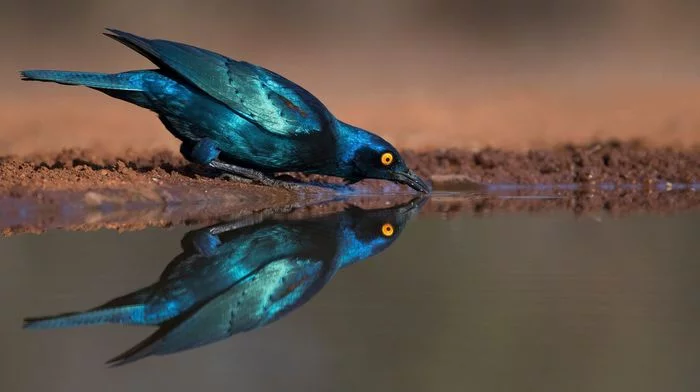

{"left": 380, "top": 152, "right": 394, "bottom": 166}
{"left": 381, "top": 223, "right": 394, "bottom": 237}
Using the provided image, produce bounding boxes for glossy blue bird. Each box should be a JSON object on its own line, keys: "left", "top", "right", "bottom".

{"left": 20, "top": 28, "right": 430, "bottom": 193}
{"left": 23, "top": 197, "right": 425, "bottom": 366}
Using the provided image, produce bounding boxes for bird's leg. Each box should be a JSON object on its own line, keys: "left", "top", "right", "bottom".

{"left": 180, "top": 209, "right": 278, "bottom": 255}
{"left": 181, "top": 139, "right": 332, "bottom": 191}
{"left": 180, "top": 229, "right": 222, "bottom": 257}
{"left": 208, "top": 160, "right": 303, "bottom": 190}
{"left": 198, "top": 203, "right": 303, "bottom": 238}
{"left": 180, "top": 139, "right": 251, "bottom": 183}
{"left": 216, "top": 173, "right": 254, "bottom": 184}
{"left": 180, "top": 139, "right": 218, "bottom": 164}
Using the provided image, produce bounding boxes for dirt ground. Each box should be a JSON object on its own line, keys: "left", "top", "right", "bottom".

{"left": 2, "top": 141, "right": 697, "bottom": 191}
{"left": 1, "top": 183, "right": 697, "bottom": 235}
{"left": 0, "top": 141, "right": 697, "bottom": 234}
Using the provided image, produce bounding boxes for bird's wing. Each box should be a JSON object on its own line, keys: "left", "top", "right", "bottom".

{"left": 107, "top": 257, "right": 327, "bottom": 366}
{"left": 104, "top": 29, "right": 328, "bottom": 136}
{"left": 160, "top": 225, "right": 299, "bottom": 282}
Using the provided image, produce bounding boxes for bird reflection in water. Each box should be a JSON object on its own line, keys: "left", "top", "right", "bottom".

{"left": 23, "top": 197, "right": 425, "bottom": 366}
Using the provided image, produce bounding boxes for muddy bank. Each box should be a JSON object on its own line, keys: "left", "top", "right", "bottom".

{"left": 403, "top": 141, "right": 699, "bottom": 184}
{"left": 1, "top": 189, "right": 697, "bottom": 235}
{"left": 0, "top": 141, "right": 697, "bottom": 235}
{"left": 2, "top": 141, "right": 699, "bottom": 189}
{"left": 0, "top": 194, "right": 423, "bottom": 235}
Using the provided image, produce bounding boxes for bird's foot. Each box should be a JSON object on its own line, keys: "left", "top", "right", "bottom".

{"left": 259, "top": 177, "right": 305, "bottom": 191}
{"left": 209, "top": 160, "right": 304, "bottom": 190}
{"left": 217, "top": 173, "right": 254, "bottom": 184}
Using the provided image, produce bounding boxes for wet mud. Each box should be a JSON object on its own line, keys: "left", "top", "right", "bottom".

{"left": 2, "top": 188, "right": 697, "bottom": 236}
{"left": 0, "top": 141, "right": 697, "bottom": 234}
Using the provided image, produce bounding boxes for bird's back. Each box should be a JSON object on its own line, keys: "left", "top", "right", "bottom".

{"left": 22, "top": 29, "right": 342, "bottom": 173}
{"left": 133, "top": 70, "right": 338, "bottom": 172}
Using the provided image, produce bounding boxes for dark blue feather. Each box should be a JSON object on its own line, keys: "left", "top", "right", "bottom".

{"left": 21, "top": 29, "right": 431, "bottom": 192}
{"left": 23, "top": 198, "right": 425, "bottom": 365}
{"left": 103, "top": 28, "right": 329, "bottom": 137}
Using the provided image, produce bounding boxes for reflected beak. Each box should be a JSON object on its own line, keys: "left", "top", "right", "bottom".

{"left": 391, "top": 169, "right": 432, "bottom": 194}
{"left": 395, "top": 195, "right": 428, "bottom": 222}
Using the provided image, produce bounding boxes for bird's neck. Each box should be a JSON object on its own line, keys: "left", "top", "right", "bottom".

{"left": 335, "top": 215, "right": 394, "bottom": 269}
{"left": 332, "top": 120, "right": 375, "bottom": 177}
{"left": 335, "top": 227, "right": 385, "bottom": 269}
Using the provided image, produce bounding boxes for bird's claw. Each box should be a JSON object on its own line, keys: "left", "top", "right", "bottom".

{"left": 217, "top": 173, "right": 254, "bottom": 184}
{"left": 209, "top": 160, "right": 305, "bottom": 190}
{"left": 256, "top": 177, "right": 304, "bottom": 191}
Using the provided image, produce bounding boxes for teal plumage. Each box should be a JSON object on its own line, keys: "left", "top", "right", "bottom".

{"left": 21, "top": 29, "right": 430, "bottom": 192}
{"left": 23, "top": 198, "right": 425, "bottom": 366}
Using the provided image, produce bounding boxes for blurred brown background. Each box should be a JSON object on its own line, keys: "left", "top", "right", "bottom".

{"left": 1, "top": 0, "right": 700, "bottom": 154}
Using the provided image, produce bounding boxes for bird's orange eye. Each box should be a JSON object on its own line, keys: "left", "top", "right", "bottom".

{"left": 381, "top": 223, "right": 394, "bottom": 237}
{"left": 380, "top": 152, "right": 394, "bottom": 166}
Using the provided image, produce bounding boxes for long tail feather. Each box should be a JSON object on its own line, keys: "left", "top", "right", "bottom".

{"left": 106, "top": 330, "right": 162, "bottom": 367}
{"left": 23, "top": 304, "right": 147, "bottom": 329}
{"left": 20, "top": 70, "right": 143, "bottom": 91}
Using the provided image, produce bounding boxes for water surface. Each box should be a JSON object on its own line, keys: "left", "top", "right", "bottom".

{"left": 1, "top": 199, "right": 698, "bottom": 391}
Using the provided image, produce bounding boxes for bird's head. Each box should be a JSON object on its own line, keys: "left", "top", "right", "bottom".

{"left": 335, "top": 121, "right": 431, "bottom": 193}
{"left": 336, "top": 196, "right": 426, "bottom": 268}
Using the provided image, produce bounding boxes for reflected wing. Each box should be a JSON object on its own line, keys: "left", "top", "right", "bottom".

{"left": 107, "top": 257, "right": 328, "bottom": 366}
{"left": 104, "top": 29, "right": 328, "bottom": 136}
{"left": 159, "top": 226, "right": 301, "bottom": 283}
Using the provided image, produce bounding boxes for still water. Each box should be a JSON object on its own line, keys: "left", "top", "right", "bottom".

{"left": 1, "top": 197, "right": 698, "bottom": 391}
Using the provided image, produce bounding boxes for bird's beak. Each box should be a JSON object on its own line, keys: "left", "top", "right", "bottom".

{"left": 391, "top": 169, "right": 432, "bottom": 194}
{"left": 395, "top": 195, "right": 428, "bottom": 222}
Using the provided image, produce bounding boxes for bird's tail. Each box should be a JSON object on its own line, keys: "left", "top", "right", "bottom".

{"left": 23, "top": 304, "right": 147, "bottom": 330}
{"left": 20, "top": 69, "right": 161, "bottom": 108}
{"left": 20, "top": 70, "right": 145, "bottom": 90}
